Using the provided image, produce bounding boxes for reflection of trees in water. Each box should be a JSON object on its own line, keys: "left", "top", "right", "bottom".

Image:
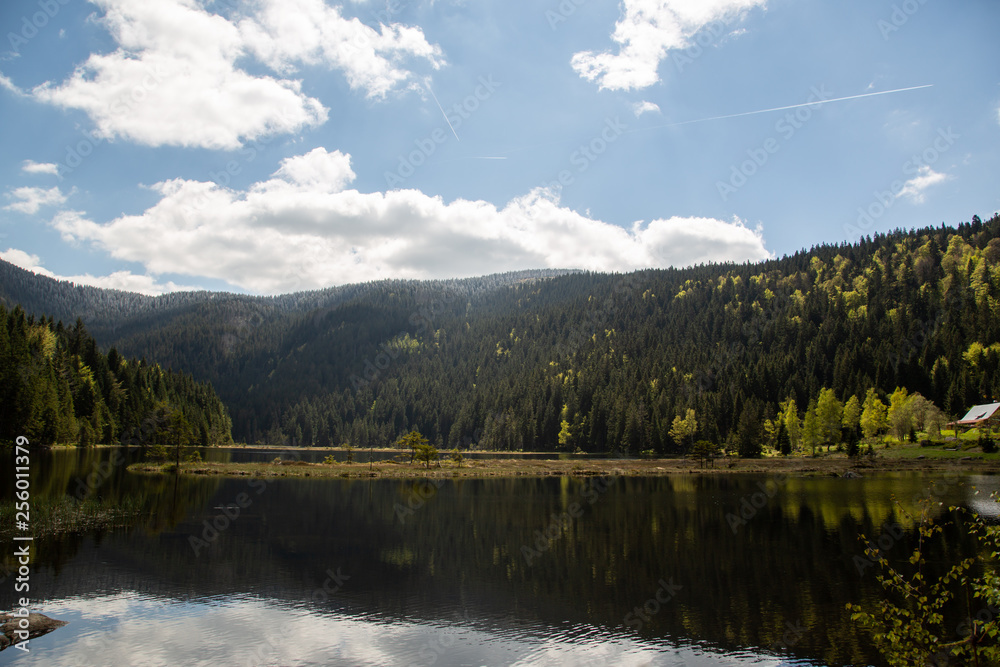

{"left": 0, "top": 462, "right": 985, "bottom": 666}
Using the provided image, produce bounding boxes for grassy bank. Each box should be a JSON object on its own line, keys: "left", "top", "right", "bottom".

{"left": 127, "top": 445, "right": 1000, "bottom": 480}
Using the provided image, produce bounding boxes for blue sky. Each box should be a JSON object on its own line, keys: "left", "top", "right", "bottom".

{"left": 0, "top": 0, "right": 998, "bottom": 295}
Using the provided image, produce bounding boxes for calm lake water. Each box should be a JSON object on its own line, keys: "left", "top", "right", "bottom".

{"left": 1, "top": 448, "right": 997, "bottom": 666}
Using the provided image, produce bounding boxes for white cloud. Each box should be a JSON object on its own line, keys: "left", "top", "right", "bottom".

{"left": 238, "top": 0, "right": 445, "bottom": 99}
{"left": 4, "top": 186, "right": 67, "bottom": 214}
{"left": 0, "top": 70, "right": 22, "bottom": 94}
{"left": 31, "top": 0, "right": 326, "bottom": 150}
{"left": 29, "top": 0, "right": 443, "bottom": 150}
{"left": 0, "top": 247, "right": 198, "bottom": 296}
{"left": 21, "top": 160, "right": 60, "bottom": 176}
{"left": 632, "top": 100, "right": 661, "bottom": 117}
{"left": 572, "top": 0, "right": 767, "bottom": 91}
{"left": 48, "top": 147, "right": 771, "bottom": 295}
{"left": 898, "top": 165, "right": 950, "bottom": 204}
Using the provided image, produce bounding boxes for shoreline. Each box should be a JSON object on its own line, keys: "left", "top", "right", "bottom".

{"left": 127, "top": 454, "right": 1000, "bottom": 480}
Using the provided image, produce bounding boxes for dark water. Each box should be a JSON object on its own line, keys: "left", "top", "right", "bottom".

{"left": 1, "top": 448, "right": 997, "bottom": 666}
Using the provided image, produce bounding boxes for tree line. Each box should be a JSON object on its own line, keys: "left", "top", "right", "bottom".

{"left": 2, "top": 215, "right": 998, "bottom": 454}
{"left": 0, "top": 305, "right": 232, "bottom": 447}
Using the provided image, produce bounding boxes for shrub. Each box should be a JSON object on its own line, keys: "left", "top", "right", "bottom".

{"left": 414, "top": 443, "right": 439, "bottom": 468}
{"left": 148, "top": 443, "right": 169, "bottom": 463}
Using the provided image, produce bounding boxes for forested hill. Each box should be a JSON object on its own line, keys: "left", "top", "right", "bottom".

{"left": 0, "top": 306, "right": 232, "bottom": 447}
{"left": 2, "top": 215, "right": 999, "bottom": 453}
{"left": 0, "top": 262, "right": 576, "bottom": 339}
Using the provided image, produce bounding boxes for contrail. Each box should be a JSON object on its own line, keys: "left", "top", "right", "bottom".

{"left": 425, "top": 80, "right": 460, "bottom": 141}
{"left": 634, "top": 84, "right": 933, "bottom": 132}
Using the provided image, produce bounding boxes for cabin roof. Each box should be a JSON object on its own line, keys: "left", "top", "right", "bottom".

{"left": 954, "top": 402, "right": 1000, "bottom": 425}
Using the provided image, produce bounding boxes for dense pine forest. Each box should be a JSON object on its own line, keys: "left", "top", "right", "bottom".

{"left": 0, "top": 306, "right": 232, "bottom": 447}
{"left": 1, "top": 215, "right": 997, "bottom": 453}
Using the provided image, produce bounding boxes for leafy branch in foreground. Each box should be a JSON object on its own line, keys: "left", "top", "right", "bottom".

{"left": 846, "top": 490, "right": 1000, "bottom": 666}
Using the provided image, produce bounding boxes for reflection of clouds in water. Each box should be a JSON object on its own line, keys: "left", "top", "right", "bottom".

{"left": 967, "top": 475, "right": 1000, "bottom": 519}
{"left": 21, "top": 593, "right": 797, "bottom": 666}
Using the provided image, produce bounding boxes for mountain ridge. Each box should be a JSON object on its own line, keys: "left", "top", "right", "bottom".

{"left": 2, "top": 215, "right": 998, "bottom": 452}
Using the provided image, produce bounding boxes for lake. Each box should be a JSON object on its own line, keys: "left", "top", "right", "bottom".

{"left": 1, "top": 447, "right": 996, "bottom": 666}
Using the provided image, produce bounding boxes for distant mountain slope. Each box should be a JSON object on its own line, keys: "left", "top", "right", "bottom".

{"left": 2, "top": 216, "right": 998, "bottom": 452}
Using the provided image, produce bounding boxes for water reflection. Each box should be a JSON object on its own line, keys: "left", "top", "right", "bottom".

{"left": 0, "top": 449, "right": 997, "bottom": 666}
{"left": 11, "top": 593, "right": 808, "bottom": 667}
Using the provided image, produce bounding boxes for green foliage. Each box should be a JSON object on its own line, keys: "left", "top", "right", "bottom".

{"left": 148, "top": 443, "right": 169, "bottom": 463}
{"left": 4, "top": 216, "right": 1000, "bottom": 453}
{"left": 802, "top": 399, "right": 820, "bottom": 456}
{"left": 816, "top": 387, "right": 844, "bottom": 450}
{"left": 322, "top": 454, "right": 337, "bottom": 465}
{"left": 861, "top": 389, "right": 889, "bottom": 443}
{"left": 689, "top": 440, "right": 720, "bottom": 467}
{"left": 450, "top": 448, "right": 465, "bottom": 466}
{"left": 669, "top": 409, "right": 697, "bottom": 451}
{"left": 413, "top": 443, "right": 438, "bottom": 468}
{"left": 397, "top": 430, "right": 432, "bottom": 465}
{"left": 776, "top": 420, "right": 791, "bottom": 456}
{"left": 847, "top": 494, "right": 1000, "bottom": 665}
{"left": 0, "top": 305, "right": 232, "bottom": 447}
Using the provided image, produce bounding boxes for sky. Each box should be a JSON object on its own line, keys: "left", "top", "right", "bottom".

{"left": 0, "top": 0, "right": 998, "bottom": 296}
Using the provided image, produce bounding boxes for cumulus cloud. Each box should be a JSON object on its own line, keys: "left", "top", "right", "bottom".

{"left": 632, "top": 101, "right": 661, "bottom": 117}
{"left": 238, "top": 0, "right": 444, "bottom": 98}
{"left": 572, "top": 0, "right": 766, "bottom": 91}
{"left": 48, "top": 147, "right": 771, "bottom": 295}
{"left": 28, "top": 0, "right": 442, "bottom": 149}
{"left": 4, "top": 186, "right": 67, "bottom": 214}
{"left": 21, "top": 160, "right": 60, "bottom": 176}
{"left": 898, "top": 165, "right": 950, "bottom": 204}
{"left": 0, "top": 247, "right": 197, "bottom": 296}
